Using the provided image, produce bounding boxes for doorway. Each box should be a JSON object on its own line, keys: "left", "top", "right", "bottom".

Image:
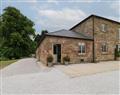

{"left": 53, "top": 44, "right": 61, "bottom": 63}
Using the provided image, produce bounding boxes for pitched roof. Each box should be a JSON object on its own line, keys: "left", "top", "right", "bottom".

{"left": 70, "top": 14, "right": 120, "bottom": 30}
{"left": 46, "top": 29, "right": 93, "bottom": 40}
{"left": 37, "top": 29, "right": 93, "bottom": 47}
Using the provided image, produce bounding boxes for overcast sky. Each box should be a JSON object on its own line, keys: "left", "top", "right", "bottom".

{"left": 1, "top": 0, "right": 120, "bottom": 34}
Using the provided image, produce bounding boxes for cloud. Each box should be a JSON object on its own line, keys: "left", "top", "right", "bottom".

{"left": 27, "top": 0, "right": 40, "bottom": 12}
{"left": 38, "top": 8, "right": 86, "bottom": 20}
{"left": 108, "top": 16, "right": 120, "bottom": 22}
{"left": 46, "top": 0, "right": 95, "bottom": 3}
{"left": 4, "top": 0, "right": 38, "bottom": 3}
{"left": 27, "top": 0, "right": 38, "bottom": 5}
{"left": 110, "top": 1, "right": 120, "bottom": 21}
{"left": 36, "top": 8, "right": 86, "bottom": 32}
{"left": 86, "top": 0, "right": 94, "bottom": 3}
{"left": 110, "top": 1, "right": 120, "bottom": 12}
{"left": 47, "top": 0, "right": 58, "bottom": 4}
{"left": 62, "top": 0, "right": 95, "bottom": 3}
{"left": 29, "top": 0, "right": 37, "bottom": 3}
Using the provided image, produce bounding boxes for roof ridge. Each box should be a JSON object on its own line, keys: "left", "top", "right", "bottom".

{"left": 70, "top": 14, "right": 120, "bottom": 30}
{"left": 93, "top": 14, "right": 120, "bottom": 23}
{"left": 47, "top": 29, "right": 67, "bottom": 34}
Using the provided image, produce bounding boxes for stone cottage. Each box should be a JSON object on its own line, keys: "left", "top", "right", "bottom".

{"left": 36, "top": 15, "right": 120, "bottom": 64}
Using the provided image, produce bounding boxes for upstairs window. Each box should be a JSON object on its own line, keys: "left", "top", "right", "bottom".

{"left": 78, "top": 43, "right": 86, "bottom": 54}
{"left": 101, "top": 24, "right": 107, "bottom": 32}
{"left": 101, "top": 43, "right": 108, "bottom": 52}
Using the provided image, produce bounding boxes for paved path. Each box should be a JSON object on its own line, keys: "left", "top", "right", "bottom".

{"left": 1, "top": 70, "right": 119, "bottom": 94}
{"left": 0, "top": 58, "right": 120, "bottom": 94}
{"left": 1, "top": 58, "right": 41, "bottom": 77}
{"left": 55, "top": 61, "right": 120, "bottom": 77}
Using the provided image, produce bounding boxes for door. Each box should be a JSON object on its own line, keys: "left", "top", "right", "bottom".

{"left": 53, "top": 44, "right": 61, "bottom": 63}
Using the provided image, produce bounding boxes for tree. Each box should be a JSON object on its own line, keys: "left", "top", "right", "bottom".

{"left": 41, "top": 30, "right": 48, "bottom": 35}
{"left": 34, "top": 34, "right": 41, "bottom": 44}
{"left": 34, "top": 30, "right": 48, "bottom": 46}
{"left": 0, "top": 6, "right": 36, "bottom": 59}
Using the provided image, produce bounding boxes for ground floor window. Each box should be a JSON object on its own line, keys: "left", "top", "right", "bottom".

{"left": 78, "top": 43, "right": 86, "bottom": 54}
{"left": 101, "top": 43, "right": 108, "bottom": 52}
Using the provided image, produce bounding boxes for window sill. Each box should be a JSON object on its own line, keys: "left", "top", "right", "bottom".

{"left": 78, "top": 53, "right": 86, "bottom": 56}
{"left": 101, "top": 52, "right": 108, "bottom": 55}
{"left": 102, "top": 31, "right": 106, "bottom": 32}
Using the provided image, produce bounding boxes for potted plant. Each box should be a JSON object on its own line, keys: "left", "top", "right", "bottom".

{"left": 115, "top": 49, "right": 120, "bottom": 61}
{"left": 47, "top": 55, "right": 53, "bottom": 67}
{"left": 63, "top": 55, "right": 70, "bottom": 65}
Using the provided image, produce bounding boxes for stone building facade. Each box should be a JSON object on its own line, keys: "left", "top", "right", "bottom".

{"left": 71, "top": 15, "right": 120, "bottom": 62}
{"left": 94, "top": 17, "right": 120, "bottom": 61}
{"left": 37, "top": 36, "right": 93, "bottom": 64}
{"left": 36, "top": 15, "right": 120, "bottom": 64}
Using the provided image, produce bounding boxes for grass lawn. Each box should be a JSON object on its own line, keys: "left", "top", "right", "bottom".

{"left": 0, "top": 60, "right": 18, "bottom": 69}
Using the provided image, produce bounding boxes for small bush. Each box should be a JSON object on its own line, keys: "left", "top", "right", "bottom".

{"left": 116, "top": 51, "right": 120, "bottom": 57}
{"left": 47, "top": 55, "right": 53, "bottom": 63}
{"left": 115, "top": 49, "right": 120, "bottom": 57}
{"left": 63, "top": 55, "right": 70, "bottom": 62}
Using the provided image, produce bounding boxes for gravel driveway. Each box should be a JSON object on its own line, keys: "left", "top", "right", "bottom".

{"left": 0, "top": 58, "right": 120, "bottom": 94}
{"left": 55, "top": 61, "right": 120, "bottom": 77}
{"left": 1, "top": 58, "right": 41, "bottom": 77}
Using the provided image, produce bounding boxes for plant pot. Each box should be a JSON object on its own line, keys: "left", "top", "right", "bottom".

{"left": 47, "top": 62, "right": 53, "bottom": 67}
{"left": 64, "top": 61, "right": 69, "bottom": 65}
{"left": 116, "top": 57, "right": 120, "bottom": 61}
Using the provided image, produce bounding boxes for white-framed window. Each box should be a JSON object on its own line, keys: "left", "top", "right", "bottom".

{"left": 101, "top": 24, "right": 107, "bottom": 32}
{"left": 78, "top": 43, "right": 86, "bottom": 54}
{"left": 101, "top": 43, "right": 108, "bottom": 52}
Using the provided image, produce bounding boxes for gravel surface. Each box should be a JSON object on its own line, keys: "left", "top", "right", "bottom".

{"left": 0, "top": 58, "right": 120, "bottom": 94}
{"left": 55, "top": 61, "right": 120, "bottom": 77}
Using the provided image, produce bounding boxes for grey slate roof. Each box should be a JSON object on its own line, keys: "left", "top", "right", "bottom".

{"left": 46, "top": 29, "right": 93, "bottom": 40}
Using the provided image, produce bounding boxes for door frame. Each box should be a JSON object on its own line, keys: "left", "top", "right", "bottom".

{"left": 53, "top": 44, "right": 61, "bottom": 63}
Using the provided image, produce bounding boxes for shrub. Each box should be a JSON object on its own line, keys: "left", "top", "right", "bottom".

{"left": 116, "top": 51, "right": 120, "bottom": 57}
{"left": 115, "top": 49, "right": 120, "bottom": 57}
{"left": 47, "top": 55, "right": 53, "bottom": 63}
{"left": 63, "top": 55, "right": 70, "bottom": 62}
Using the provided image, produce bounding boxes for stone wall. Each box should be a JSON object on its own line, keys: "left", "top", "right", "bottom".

{"left": 37, "top": 36, "right": 93, "bottom": 64}
{"left": 71, "top": 16, "right": 120, "bottom": 61}
{"left": 94, "top": 17, "right": 120, "bottom": 61}
{"left": 36, "top": 16, "right": 120, "bottom": 63}
{"left": 71, "top": 17, "right": 93, "bottom": 37}
{"left": 36, "top": 48, "right": 40, "bottom": 61}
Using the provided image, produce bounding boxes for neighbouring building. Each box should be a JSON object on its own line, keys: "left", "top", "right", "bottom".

{"left": 36, "top": 15, "right": 120, "bottom": 64}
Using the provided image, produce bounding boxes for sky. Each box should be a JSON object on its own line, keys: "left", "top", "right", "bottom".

{"left": 1, "top": 0, "right": 120, "bottom": 34}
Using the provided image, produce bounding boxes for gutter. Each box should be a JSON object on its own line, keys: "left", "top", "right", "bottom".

{"left": 93, "top": 16, "right": 95, "bottom": 62}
